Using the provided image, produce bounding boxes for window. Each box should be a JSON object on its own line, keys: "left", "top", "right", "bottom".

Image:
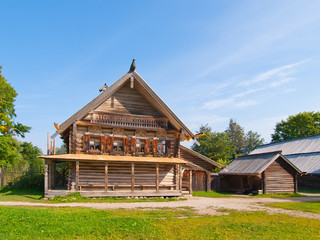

{"left": 89, "top": 136, "right": 101, "bottom": 152}
{"left": 113, "top": 137, "right": 124, "bottom": 152}
{"left": 136, "top": 139, "right": 146, "bottom": 153}
{"left": 157, "top": 140, "right": 166, "bottom": 155}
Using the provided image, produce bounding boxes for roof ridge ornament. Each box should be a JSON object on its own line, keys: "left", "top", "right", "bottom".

{"left": 129, "top": 58, "right": 136, "bottom": 72}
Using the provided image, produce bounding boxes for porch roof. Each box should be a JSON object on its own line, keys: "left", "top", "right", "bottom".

{"left": 39, "top": 154, "right": 188, "bottom": 164}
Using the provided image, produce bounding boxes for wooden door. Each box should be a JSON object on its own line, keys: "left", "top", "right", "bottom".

{"left": 192, "top": 171, "right": 207, "bottom": 191}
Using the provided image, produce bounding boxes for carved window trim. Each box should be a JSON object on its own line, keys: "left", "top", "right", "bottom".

{"left": 83, "top": 135, "right": 106, "bottom": 154}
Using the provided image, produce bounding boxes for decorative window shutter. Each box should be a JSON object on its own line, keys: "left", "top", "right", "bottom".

{"left": 131, "top": 138, "right": 136, "bottom": 153}
{"left": 101, "top": 136, "right": 107, "bottom": 153}
{"left": 152, "top": 139, "right": 157, "bottom": 154}
{"left": 145, "top": 139, "right": 150, "bottom": 154}
{"left": 83, "top": 135, "right": 89, "bottom": 153}
{"left": 166, "top": 140, "right": 171, "bottom": 156}
{"left": 124, "top": 137, "right": 129, "bottom": 153}
{"left": 107, "top": 136, "right": 113, "bottom": 153}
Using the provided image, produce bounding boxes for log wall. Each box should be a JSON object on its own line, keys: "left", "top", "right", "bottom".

{"left": 263, "top": 158, "right": 296, "bottom": 193}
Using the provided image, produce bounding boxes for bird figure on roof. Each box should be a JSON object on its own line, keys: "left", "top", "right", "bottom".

{"left": 129, "top": 58, "right": 136, "bottom": 72}
{"left": 99, "top": 83, "right": 108, "bottom": 92}
{"left": 53, "top": 122, "right": 60, "bottom": 131}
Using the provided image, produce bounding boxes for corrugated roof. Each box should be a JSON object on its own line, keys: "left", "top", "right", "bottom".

{"left": 220, "top": 152, "right": 280, "bottom": 175}
{"left": 251, "top": 134, "right": 320, "bottom": 155}
{"left": 220, "top": 151, "right": 301, "bottom": 175}
{"left": 40, "top": 154, "right": 187, "bottom": 164}
{"left": 286, "top": 153, "right": 320, "bottom": 174}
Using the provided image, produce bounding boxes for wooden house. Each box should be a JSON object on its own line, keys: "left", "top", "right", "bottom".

{"left": 219, "top": 151, "right": 302, "bottom": 194}
{"left": 251, "top": 135, "right": 320, "bottom": 191}
{"left": 40, "top": 64, "right": 222, "bottom": 198}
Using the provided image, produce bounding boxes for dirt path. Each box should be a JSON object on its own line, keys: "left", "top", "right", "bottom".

{"left": 1, "top": 196, "right": 320, "bottom": 219}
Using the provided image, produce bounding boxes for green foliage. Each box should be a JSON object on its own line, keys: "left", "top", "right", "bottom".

{"left": 226, "top": 119, "right": 264, "bottom": 158}
{"left": 8, "top": 172, "right": 44, "bottom": 191}
{"left": 0, "top": 135, "right": 23, "bottom": 168}
{"left": 0, "top": 207, "right": 320, "bottom": 239}
{"left": 0, "top": 66, "right": 31, "bottom": 137}
{"left": 55, "top": 143, "right": 67, "bottom": 154}
{"left": 192, "top": 125, "right": 234, "bottom": 162}
{"left": 192, "top": 121, "right": 264, "bottom": 164}
{"left": 20, "top": 142, "right": 43, "bottom": 170}
{"left": 267, "top": 201, "right": 320, "bottom": 213}
{"left": 272, "top": 111, "right": 320, "bottom": 142}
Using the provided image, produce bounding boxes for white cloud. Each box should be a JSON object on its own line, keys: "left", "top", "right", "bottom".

{"left": 234, "top": 100, "right": 258, "bottom": 108}
{"left": 269, "top": 77, "right": 295, "bottom": 87}
{"left": 239, "top": 61, "right": 305, "bottom": 86}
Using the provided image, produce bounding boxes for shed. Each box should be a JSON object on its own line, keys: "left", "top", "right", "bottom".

{"left": 219, "top": 151, "right": 302, "bottom": 194}
{"left": 251, "top": 135, "right": 320, "bottom": 191}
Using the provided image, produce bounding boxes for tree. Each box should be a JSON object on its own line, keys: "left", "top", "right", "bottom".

{"left": 192, "top": 125, "right": 234, "bottom": 163}
{"left": 225, "top": 119, "right": 264, "bottom": 158}
{"left": 0, "top": 66, "right": 30, "bottom": 137}
{"left": 0, "top": 135, "right": 22, "bottom": 168}
{"left": 244, "top": 130, "right": 264, "bottom": 154}
{"left": 271, "top": 111, "right": 320, "bottom": 142}
{"left": 20, "top": 142, "right": 43, "bottom": 171}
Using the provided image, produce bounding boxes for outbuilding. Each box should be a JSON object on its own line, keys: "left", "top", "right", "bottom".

{"left": 219, "top": 151, "right": 302, "bottom": 194}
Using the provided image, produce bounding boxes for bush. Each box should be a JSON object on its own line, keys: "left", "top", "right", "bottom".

{"left": 8, "top": 171, "right": 44, "bottom": 191}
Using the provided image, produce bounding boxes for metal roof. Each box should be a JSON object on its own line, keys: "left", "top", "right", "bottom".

{"left": 286, "top": 153, "right": 320, "bottom": 174}
{"left": 220, "top": 151, "right": 296, "bottom": 175}
{"left": 251, "top": 134, "right": 320, "bottom": 155}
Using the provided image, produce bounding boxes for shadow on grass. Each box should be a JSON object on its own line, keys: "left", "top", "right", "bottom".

{"left": 0, "top": 187, "right": 44, "bottom": 201}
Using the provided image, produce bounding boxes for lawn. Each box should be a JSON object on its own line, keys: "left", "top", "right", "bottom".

{"left": 267, "top": 201, "right": 320, "bottom": 214}
{"left": 0, "top": 206, "right": 320, "bottom": 239}
{"left": 192, "top": 191, "right": 304, "bottom": 198}
{"left": 0, "top": 188, "right": 184, "bottom": 203}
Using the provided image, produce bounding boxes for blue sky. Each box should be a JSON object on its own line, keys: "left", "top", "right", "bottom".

{"left": 1, "top": 1, "right": 320, "bottom": 152}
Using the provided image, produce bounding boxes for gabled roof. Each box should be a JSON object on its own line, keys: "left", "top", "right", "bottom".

{"left": 179, "top": 145, "right": 223, "bottom": 169}
{"left": 251, "top": 134, "right": 320, "bottom": 155}
{"left": 56, "top": 71, "right": 194, "bottom": 140}
{"left": 286, "top": 152, "right": 320, "bottom": 174}
{"left": 220, "top": 151, "right": 302, "bottom": 175}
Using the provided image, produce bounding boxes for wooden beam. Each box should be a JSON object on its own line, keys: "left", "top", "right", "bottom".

{"left": 179, "top": 165, "right": 182, "bottom": 191}
{"left": 0, "top": 168, "right": 3, "bottom": 188}
{"left": 44, "top": 160, "right": 48, "bottom": 196}
{"left": 156, "top": 164, "right": 159, "bottom": 192}
{"left": 72, "top": 122, "right": 77, "bottom": 154}
{"left": 48, "top": 160, "right": 51, "bottom": 190}
{"left": 76, "top": 161, "right": 79, "bottom": 191}
{"left": 130, "top": 76, "right": 134, "bottom": 88}
{"left": 53, "top": 138, "right": 56, "bottom": 155}
{"left": 105, "top": 162, "right": 108, "bottom": 191}
{"left": 206, "top": 171, "right": 211, "bottom": 192}
{"left": 47, "top": 132, "right": 50, "bottom": 155}
{"left": 189, "top": 170, "right": 192, "bottom": 194}
{"left": 131, "top": 163, "right": 134, "bottom": 192}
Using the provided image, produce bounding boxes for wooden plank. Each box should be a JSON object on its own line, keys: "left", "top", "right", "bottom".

{"left": 47, "top": 132, "right": 50, "bottom": 155}
{"left": 105, "top": 162, "right": 108, "bottom": 191}
{"left": 156, "top": 164, "right": 159, "bottom": 191}
{"left": 206, "top": 171, "right": 211, "bottom": 192}
{"left": 76, "top": 161, "right": 79, "bottom": 191}
{"left": 131, "top": 163, "right": 134, "bottom": 192}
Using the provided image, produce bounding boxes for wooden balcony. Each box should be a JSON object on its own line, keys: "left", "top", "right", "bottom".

{"left": 90, "top": 113, "right": 168, "bottom": 130}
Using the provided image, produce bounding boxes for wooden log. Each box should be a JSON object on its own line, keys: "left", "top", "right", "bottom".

{"left": 53, "top": 138, "right": 56, "bottom": 155}
{"left": 76, "top": 161, "right": 79, "bottom": 191}
{"left": 0, "top": 168, "right": 4, "bottom": 188}
{"left": 206, "top": 171, "right": 211, "bottom": 192}
{"left": 105, "top": 162, "right": 108, "bottom": 191}
{"left": 131, "top": 163, "right": 134, "bottom": 192}
{"left": 156, "top": 164, "right": 159, "bottom": 191}
{"left": 72, "top": 122, "right": 77, "bottom": 154}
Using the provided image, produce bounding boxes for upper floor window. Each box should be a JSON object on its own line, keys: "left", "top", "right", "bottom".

{"left": 83, "top": 135, "right": 106, "bottom": 154}
{"left": 157, "top": 140, "right": 166, "bottom": 155}
{"left": 113, "top": 137, "right": 124, "bottom": 152}
{"left": 136, "top": 139, "right": 146, "bottom": 153}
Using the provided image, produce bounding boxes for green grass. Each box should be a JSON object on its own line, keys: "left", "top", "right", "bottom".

{"left": 0, "top": 188, "right": 184, "bottom": 203}
{"left": 192, "top": 191, "right": 232, "bottom": 198}
{"left": 267, "top": 201, "right": 320, "bottom": 214}
{"left": 0, "top": 206, "right": 320, "bottom": 239}
{"left": 251, "top": 193, "right": 305, "bottom": 198}
{"left": 299, "top": 189, "right": 320, "bottom": 194}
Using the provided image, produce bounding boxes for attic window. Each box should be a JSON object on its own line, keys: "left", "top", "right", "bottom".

{"left": 157, "top": 140, "right": 166, "bottom": 155}
{"left": 89, "top": 137, "right": 101, "bottom": 152}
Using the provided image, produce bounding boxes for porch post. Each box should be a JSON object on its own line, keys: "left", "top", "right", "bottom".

{"left": 156, "top": 164, "right": 159, "bottom": 191}
{"left": 131, "top": 163, "right": 134, "bottom": 192}
{"left": 75, "top": 161, "right": 79, "bottom": 191}
{"left": 206, "top": 171, "right": 211, "bottom": 192}
{"left": 179, "top": 165, "right": 182, "bottom": 192}
{"left": 44, "top": 160, "right": 48, "bottom": 196}
{"left": 0, "top": 168, "right": 3, "bottom": 188}
{"left": 189, "top": 170, "right": 193, "bottom": 194}
{"left": 105, "top": 162, "right": 108, "bottom": 191}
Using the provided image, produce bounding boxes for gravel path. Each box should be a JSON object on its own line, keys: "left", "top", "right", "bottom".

{"left": 1, "top": 196, "right": 320, "bottom": 219}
